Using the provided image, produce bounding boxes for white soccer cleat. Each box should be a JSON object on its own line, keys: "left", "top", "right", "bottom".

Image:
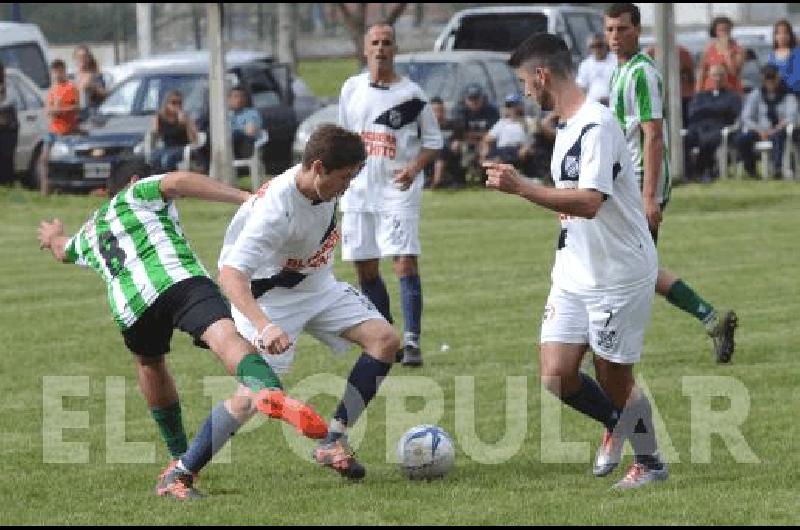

{"left": 593, "top": 429, "right": 624, "bottom": 477}
{"left": 612, "top": 461, "right": 669, "bottom": 490}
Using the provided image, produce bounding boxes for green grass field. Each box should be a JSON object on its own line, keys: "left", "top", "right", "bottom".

{"left": 1, "top": 181, "right": 798, "bottom": 524}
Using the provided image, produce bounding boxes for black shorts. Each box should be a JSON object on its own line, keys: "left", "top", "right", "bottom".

{"left": 122, "top": 276, "right": 232, "bottom": 358}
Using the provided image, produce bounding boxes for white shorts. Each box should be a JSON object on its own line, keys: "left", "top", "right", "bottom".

{"left": 539, "top": 283, "right": 655, "bottom": 365}
{"left": 341, "top": 211, "right": 420, "bottom": 261}
{"left": 232, "top": 281, "right": 385, "bottom": 373}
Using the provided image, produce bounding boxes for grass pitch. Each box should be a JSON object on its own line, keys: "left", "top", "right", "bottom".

{"left": 0, "top": 180, "right": 798, "bottom": 524}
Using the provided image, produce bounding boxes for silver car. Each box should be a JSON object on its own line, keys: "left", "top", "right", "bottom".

{"left": 3, "top": 67, "right": 47, "bottom": 185}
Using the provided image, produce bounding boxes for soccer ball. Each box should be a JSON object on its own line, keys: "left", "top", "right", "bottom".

{"left": 397, "top": 424, "right": 455, "bottom": 480}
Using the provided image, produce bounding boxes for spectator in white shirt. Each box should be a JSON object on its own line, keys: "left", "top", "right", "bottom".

{"left": 576, "top": 33, "right": 617, "bottom": 106}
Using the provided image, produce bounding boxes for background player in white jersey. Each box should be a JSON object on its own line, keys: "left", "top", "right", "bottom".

{"left": 605, "top": 3, "right": 738, "bottom": 364}
{"left": 338, "top": 23, "right": 443, "bottom": 367}
{"left": 484, "top": 33, "right": 668, "bottom": 490}
{"left": 37, "top": 161, "right": 327, "bottom": 500}
{"left": 218, "top": 125, "right": 401, "bottom": 481}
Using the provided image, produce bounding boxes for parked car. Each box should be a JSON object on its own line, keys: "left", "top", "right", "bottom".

{"left": 43, "top": 50, "right": 319, "bottom": 192}
{"left": 0, "top": 21, "right": 51, "bottom": 94}
{"left": 2, "top": 67, "right": 47, "bottom": 186}
{"left": 433, "top": 5, "right": 605, "bottom": 66}
{"left": 292, "top": 50, "right": 525, "bottom": 161}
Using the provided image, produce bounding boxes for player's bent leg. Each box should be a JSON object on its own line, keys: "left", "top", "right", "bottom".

{"left": 393, "top": 255, "right": 424, "bottom": 367}
{"left": 342, "top": 318, "right": 401, "bottom": 364}
{"left": 539, "top": 342, "right": 586, "bottom": 397}
{"left": 134, "top": 355, "right": 189, "bottom": 462}
{"left": 355, "top": 259, "right": 394, "bottom": 327}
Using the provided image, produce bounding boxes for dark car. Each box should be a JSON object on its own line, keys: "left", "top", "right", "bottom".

{"left": 43, "top": 50, "right": 318, "bottom": 192}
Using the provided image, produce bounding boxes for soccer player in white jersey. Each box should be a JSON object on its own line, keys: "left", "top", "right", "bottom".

{"left": 37, "top": 161, "right": 327, "bottom": 500}
{"left": 338, "top": 23, "right": 443, "bottom": 367}
{"left": 605, "top": 3, "right": 738, "bottom": 365}
{"left": 218, "top": 124, "right": 401, "bottom": 481}
{"left": 484, "top": 33, "right": 668, "bottom": 489}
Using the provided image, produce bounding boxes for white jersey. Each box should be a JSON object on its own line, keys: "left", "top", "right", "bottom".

{"left": 219, "top": 165, "right": 339, "bottom": 306}
{"left": 575, "top": 53, "right": 617, "bottom": 104}
{"left": 488, "top": 118, "right": 530, "bottom": 148}
{"left": 550, "top": 100, "right": 657, "bottom": 295}
{"left": 338, "top": 72, "right": 443, "bottom": 213}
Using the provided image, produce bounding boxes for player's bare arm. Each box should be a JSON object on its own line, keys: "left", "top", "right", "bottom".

{"left": 394, "top": 147, "right": 439, "bottom": 190}
{"left": 640, "top": 119, "right": 663, "bottom": 230}
{"left": 218, "top": 264, "right": 292, "bottom": 356}
{"left": 484, "top": 161, "right": 603, "bottom": 218}
{"left": 159, "top": 171, "right": 252, "bottom": 204}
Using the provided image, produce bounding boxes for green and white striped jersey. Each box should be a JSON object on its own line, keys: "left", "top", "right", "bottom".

{"left": 63, "top": 175, "right": 209, "bottom": 330}
{"left": 609, "top": 51, "right": 671, "bottom": 205}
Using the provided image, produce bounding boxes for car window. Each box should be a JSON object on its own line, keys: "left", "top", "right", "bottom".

{"left": 4, "top": 76, "right": 25, "bottom": 110}
{"left": 484, "top": 60, "right": 520, "bottom": 102}
{"left": 239, "top": 67, "right": 281, "bottom": 108}
{"left": 453, "top": 13, "right": 548, "bottom": 52}
{"left": 460, "top": 61, "right": 495, "bottom": 103}
{"left": 99, "top": 78, "right": 142, "bottom": 116}
{"left": 140, "top": 75, "right": 208, "bottom": 116}
{"left": 0, "top": 43, "right": 49, "bottom": 90}
{"left": 565, "top": 13, "right": 595, "bottom": 60}
{"left": 395, "top": 61, "right": 458, "bottom": 102}
{"left": 12, "top": 75, "right": 43, "bottom": 109}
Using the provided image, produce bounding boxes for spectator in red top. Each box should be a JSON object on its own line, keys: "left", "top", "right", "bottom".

{"left": 696, "top": 16, "right": 745, "bottom": 95}
{"left": 38, "top": 59, "right": 80, "bottom": 194}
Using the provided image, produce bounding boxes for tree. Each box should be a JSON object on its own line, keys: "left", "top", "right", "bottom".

{"left": 277, "top": 3, "right": 297, "bottom": 74}
{"left": 336, "top": 3, "right": 407, "bottom": 67}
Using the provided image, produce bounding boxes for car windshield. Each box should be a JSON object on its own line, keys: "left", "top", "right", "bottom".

{"left": 395, "top": 61, "right": 459, "bottom": 101}
{"left": 453, "top": 13, "right": 548, "bottom": 52}
{"left": 99, "top": 74, "right": 208, "bottom": 117}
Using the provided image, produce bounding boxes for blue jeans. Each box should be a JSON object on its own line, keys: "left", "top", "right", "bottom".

{"left": 150, "top": 146, "right": 185, "bottom": 173}
{"left": 736, "top": 130, "right": 786, "bottom": 177}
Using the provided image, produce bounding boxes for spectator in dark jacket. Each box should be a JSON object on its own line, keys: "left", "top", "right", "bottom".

{"left": 684, "top": 63, "right": 741, "bottom": 181}
{"left": 0, "top": 60, "right": 19, "bottom": 184}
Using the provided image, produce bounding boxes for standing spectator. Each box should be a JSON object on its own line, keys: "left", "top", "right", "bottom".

{"left": 736, "top": 64, "right": 799, "bottom": 179}
{"left": 73, "top": 44, "right": 106, "bottom": 121}
{"left": 696, "top": 16, "right": 745, "bottom": 95}
{"left": 149, "top": 90, "right": 198, "bottom": 173}
{"left": 740, "top": 48, "right": 762, "bottom": 94}
{"left": 227, "top": 85, "right": 264, "bottom": 159}
{"left": 39, "top": 59, "right": 80, "bottom": 194}
{"left": 0, "top": 60, "right": 19, "bottom": 184}
{"left": 646, "top": 44, "right": 696, "bottom": 124}
{"left": 338, "top": 22, "right": 442, "bottom": 367}
{"left": 576, "top": 33, "right": 617, "bottom": 105}
{"left": 481, "top": 93, "right": 533, "bottom": 175}
{"left": 684, "top": 64, "right": 741, "bottom": 181}
{"left": 451, "top": 83, "right": 500, "bottom": 183}
{"left": 767, "top": 20, "right": 800, "bottom": 95}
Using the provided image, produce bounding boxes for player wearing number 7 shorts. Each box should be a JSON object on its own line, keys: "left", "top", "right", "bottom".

{"left": 218, "top": 125, "right": 401, "bottom": 482}
{"left": 37, "top": 160, "right": 326, "bottom": 500}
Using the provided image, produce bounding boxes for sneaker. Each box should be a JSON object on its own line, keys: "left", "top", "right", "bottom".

{"left": 256, "top": 389, "right": 328, "bottom": 440}
{"left": 593, "top": 429, "right": 624, "bottom": 477}
{"left": 155, "top": 465, "right": 204, "bottom": 500}
{"left": 401, "top": 344, "right": 423, "bottom": 367}
{"left": 612, "top": 461, "right": 669, "bottom": 490}
{"left": 395, "top": 348, "right": 404, "bottom": 363}
{"left": 708, "top": 310, "right": 738, "bottom": 364}
{"left": 313, "top": 435, "right": 366, "bottom": 480}
{"left": 155, "top": 460, "right": 198, "bottom": 493}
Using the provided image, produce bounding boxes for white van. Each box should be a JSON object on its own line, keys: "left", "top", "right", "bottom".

{"left": 433, "top": 6, "right": 605, "bottom": 65}
{"left": 0, "top": 22, "right": 51, "bottom": 93}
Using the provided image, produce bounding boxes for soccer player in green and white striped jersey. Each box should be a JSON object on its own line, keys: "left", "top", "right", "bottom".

{"left": 37, "top": 160, "right": 327, "bottom": 499}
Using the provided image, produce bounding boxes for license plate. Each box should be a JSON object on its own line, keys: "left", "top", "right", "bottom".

{"left": 84, "top": 162, "right": 111, "bottom": 180}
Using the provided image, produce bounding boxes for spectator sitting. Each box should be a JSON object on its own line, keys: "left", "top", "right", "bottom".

{"left": 228, "top": 85, "right": 264, "bottom": 160}
{"left": 684, "top": 64, "right": 741, "bottom": 181}
{"left": 149, "top": 90, "right": 198, "bottom": 173}
{"left": 646, "top": 44, "right": 696, "bottom": 124}
{"left": 736, "top": 64, "right": 798, "bottom": 178}
{"left": 426, "top": 96, "right": 459, "bottom": 189}
{"left": 73, "top": 44, "right": 106, "bottom": 121}
{"left": 39, "top": 59, "right": 81, "bottom": 193}
{"left": 481, "top": 93, "right": 533, "bottom": 174}
{"left": 525, "top": 111, "right": 559, "bottom": 184}
{"left": 767, "top": 19, "right": 800, "bottom": 96}
{"left": 576, "top": 33, "right": 617, "bottom": 106}
{"left": 450, "top": 83, "right": 499, "bottom": 184}
{"left": 740, "top": 48, "right": 761, "bottom": 95}
{"left": 696, "top": 15, "right": 745, "bottom": 95}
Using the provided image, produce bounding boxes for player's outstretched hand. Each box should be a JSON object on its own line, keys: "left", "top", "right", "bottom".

{"left": 38, "top": 219, "right": 64, "bottom": 250}
{"left": 253, "top": 323, "right": 292, "bottom": 356}
{"left": 483, "top": 161, "right": 522, "bottom": 195}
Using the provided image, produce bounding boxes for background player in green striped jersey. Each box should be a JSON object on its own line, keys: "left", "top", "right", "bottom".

{"left": 604, "top": 3, "right": 739, "bottom": 365}
{"left": 37, "top": 162, "right": 327, "bottom": 499}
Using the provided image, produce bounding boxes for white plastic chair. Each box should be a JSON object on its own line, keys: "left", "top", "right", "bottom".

{"left": 143, "top": 128, "right": 207, "bottom": 172}
{"left": 232, "top": 129, "right": 269, "bottom": 191}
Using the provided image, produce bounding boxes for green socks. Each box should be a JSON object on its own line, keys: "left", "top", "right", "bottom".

{"left": 236, "top": 353, "right": 283, "bottom": 392}
{"left": 150, "top": 401, "right": 188, "bottom": 459}
{"left": 665, "top": 279, "right": 716, "bottom": 327}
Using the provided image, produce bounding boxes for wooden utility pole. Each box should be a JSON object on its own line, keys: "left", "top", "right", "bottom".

{"left": 207, "top": 3, "right": 234, "bottom": 184}
{"left": 653, "top": 4, "right": 684, "bottom": 182}
{"left": 136, "top": 3, "right": 152, "bottom": 59}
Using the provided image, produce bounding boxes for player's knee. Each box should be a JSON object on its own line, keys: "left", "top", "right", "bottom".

{"left": 371, "top": 326, "right": 401, "bottom": 362}
{"left": 539, "top": 360, "right": 575, "bottom": 396}
{"left": 228, "top": 394, "right": 256, "bottom": 417}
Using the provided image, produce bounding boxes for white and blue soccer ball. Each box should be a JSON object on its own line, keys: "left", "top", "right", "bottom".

{"left": 397, "top": 424, "right": 455, "bottom": 480}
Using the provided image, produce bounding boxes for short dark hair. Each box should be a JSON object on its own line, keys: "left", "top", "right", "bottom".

{"left": 509, "top": 32, "right": 573, "bottom": 78}
{"left": 50, "top": 59, "right": 66, "bottom": 71}
{"left": 773, "top": 19, "right": 797, "bottom": 50}
{"left": 302, "top": 124, "right": 366, "bottom": 172}
{"left": 709, "top": 16, "right": 733, "bottom": 38}
{"left": 605, "top": 3, "right": 640, "bottom": 27}
{"left": 229, "top": 85, "right": 252, "bottom": 106}
{"left": 366, "top": 21, "right": 395, "bottom": 40}
{"left": 430, "top": 96, "right": 444, "bottom": 105}
{"left": 108, "top": 159, "right": 151, "bottom": 197}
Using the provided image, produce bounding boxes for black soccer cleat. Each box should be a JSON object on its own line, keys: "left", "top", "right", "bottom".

{"left": 709, "top": 310, "right": 738, "bottom": 363}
